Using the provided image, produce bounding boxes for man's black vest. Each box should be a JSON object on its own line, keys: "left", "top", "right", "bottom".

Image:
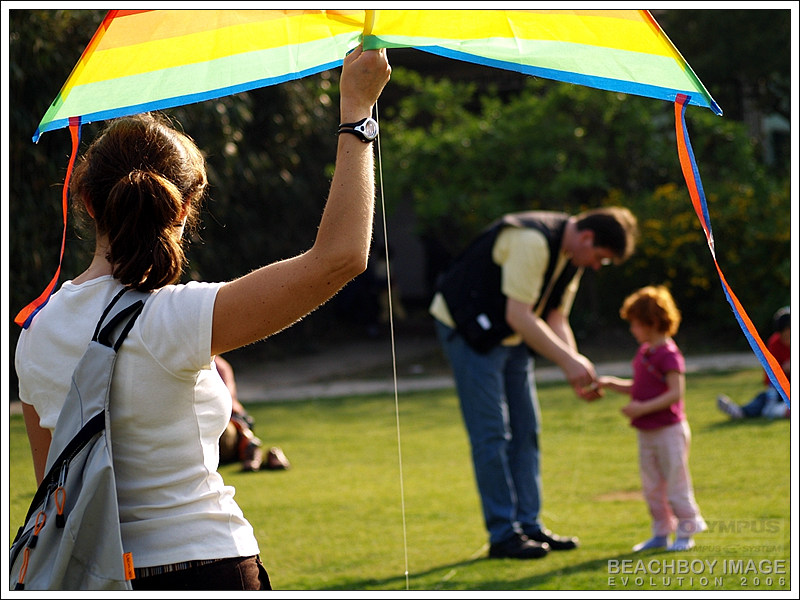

{"left": 435, "top": 211, "right": 578, "bottom": 353}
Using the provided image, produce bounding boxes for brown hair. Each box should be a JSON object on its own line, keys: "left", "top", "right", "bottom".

{"left": 71, "top": 113, "right": 207, "bottom": 290}
{"left": 575, "top": 206, "right": 639, "bottom": 263}
{"left": 620, "top": 285, "right": 681, "bottom": 337}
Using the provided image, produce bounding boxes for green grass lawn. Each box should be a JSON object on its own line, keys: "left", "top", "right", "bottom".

{"left": 7, "top": 368, "right": 792, "bottom": 591}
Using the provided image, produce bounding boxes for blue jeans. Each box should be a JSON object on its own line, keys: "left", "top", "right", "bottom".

{"left": 435, "top": 319, "right": 542, "bottom": 544}
{"left": 742, "top": 387, "right": 781, "bottom": 418}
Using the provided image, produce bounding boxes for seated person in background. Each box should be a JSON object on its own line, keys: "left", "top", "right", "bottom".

{"left": 214, "top": 356, "right": 291, "bottom": 471}
{"left": 717, "top": 306, "right": 790, "bottom": 420}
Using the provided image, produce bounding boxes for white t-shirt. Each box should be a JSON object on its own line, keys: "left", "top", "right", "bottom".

{"left": 15, "top": 276, "right": 260, "bottom": 568}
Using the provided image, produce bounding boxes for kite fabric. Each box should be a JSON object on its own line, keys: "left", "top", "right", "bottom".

{"left": 362, "top": 10, "right": 720, "bottom": 114}
{"left": 19, "top": 10, "right": 787, "bottom": 405}
{"left": 33, "top": 9, "right": 720, "bottom": 141}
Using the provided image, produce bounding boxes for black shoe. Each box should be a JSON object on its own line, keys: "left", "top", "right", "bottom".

{"left": 489, "top": 534, "right": 550, "bottom": 559}
{"left": 526, "top": 528, "right": 579, "bottom": 551}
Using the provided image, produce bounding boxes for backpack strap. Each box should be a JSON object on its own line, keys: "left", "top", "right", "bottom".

{"left": 93, "top": 287, "right": 151, "bottom": 350}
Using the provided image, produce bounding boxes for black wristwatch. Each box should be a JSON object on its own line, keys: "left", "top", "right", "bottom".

{"left": 338, "top": 117, "right": 379, "bottom": 143}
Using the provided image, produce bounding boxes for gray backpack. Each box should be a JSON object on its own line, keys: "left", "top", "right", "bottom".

{"left": 10, "top": 287, "right": 149, "bottom": 590}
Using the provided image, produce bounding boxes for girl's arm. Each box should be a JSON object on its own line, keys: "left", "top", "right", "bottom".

{"left": 621, "top": 370, "right": 684, "bottom": 419}
{"left": 597, "top": 375, "right": 633, "bottom": 395}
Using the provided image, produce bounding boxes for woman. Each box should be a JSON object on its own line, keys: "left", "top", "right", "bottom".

{"left": 15, "top": 45, "right": 390, "bottom": 590}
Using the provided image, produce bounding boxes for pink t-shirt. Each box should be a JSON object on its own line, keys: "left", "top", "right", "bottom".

{"left": 629, "top": 338, "right": 686, "bottom": 430}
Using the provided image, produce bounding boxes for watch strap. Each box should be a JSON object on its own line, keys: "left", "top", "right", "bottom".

{"left": 338, "top": 120, "right": 366, "bottom": 129}
{"left": 337, "top": 117, "right": 377, "bottom": 143}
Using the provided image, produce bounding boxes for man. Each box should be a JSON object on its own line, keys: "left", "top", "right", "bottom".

{"left": 430, "top": 207, "right": 638, "bottom": 559}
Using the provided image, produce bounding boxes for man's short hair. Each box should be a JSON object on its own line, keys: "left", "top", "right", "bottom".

{"left": 575, "top": 206, "right": 639, "bottom": 262}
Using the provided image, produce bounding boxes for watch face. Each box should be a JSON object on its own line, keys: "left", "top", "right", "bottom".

{"left": 360, "top": 118, "right": 378, "bottom": 139}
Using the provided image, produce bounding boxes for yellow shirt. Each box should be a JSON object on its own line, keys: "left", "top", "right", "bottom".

{"left": 429, "top": 226, "right": 580, "bottom": 345}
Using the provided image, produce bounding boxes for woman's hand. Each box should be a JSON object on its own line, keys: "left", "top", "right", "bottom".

{"left": 339, "top": 44, "right": 391, "bottom": 123}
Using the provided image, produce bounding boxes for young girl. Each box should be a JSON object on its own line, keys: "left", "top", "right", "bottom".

{"left": 598, "top": 285, "right": 707, "bottom": 552}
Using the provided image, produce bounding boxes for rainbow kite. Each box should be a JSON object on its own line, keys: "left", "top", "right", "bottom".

{"left": 19, "top": 9, "right": 788, "bottom": 406}
{"left": 33, "top": 9, "right": 720, "bottom": 140}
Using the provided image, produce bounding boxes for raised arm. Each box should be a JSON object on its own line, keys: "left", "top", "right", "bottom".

{"left": 211, "top": 46, "right": 391, "bottom": 356}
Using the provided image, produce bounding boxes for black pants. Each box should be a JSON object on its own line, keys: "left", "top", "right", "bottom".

{"left": 132, "top": 555, "right": 271, "bottom": 590}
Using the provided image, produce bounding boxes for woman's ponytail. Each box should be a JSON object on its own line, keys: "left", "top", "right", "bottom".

{"left": 103, "top": 170, "right": 186, "bottom": 290}
{"left": 70, "top": 113, "right": 207, "bottom": 290}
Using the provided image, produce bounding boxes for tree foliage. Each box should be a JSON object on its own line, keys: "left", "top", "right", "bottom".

{"left": 655, "top": 9, "right": 792, "bottom": 124}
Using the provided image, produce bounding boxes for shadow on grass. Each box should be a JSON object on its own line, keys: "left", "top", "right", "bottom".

{"left": 320, "top": 556, "right": 479, "bottom": 591}
{"left": 500, "top": 550, "right": 662, "bottom": 591}
{"left": 701, "top": 416, "right": 790, "bottom": 432}
{"left": 319, "top": 550, "right": 654, "bottom": 591}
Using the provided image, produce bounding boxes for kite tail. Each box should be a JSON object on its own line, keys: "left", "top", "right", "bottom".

{"left": 674, "top": 95, "right": 790, "bottom": 407}
{"left": 14, "top": 119, "right": 82, "bottom": 329}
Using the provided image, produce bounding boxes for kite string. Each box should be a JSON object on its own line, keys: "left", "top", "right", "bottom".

{"left": 374, "top": 102, "right": 411, "bottom": 590}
